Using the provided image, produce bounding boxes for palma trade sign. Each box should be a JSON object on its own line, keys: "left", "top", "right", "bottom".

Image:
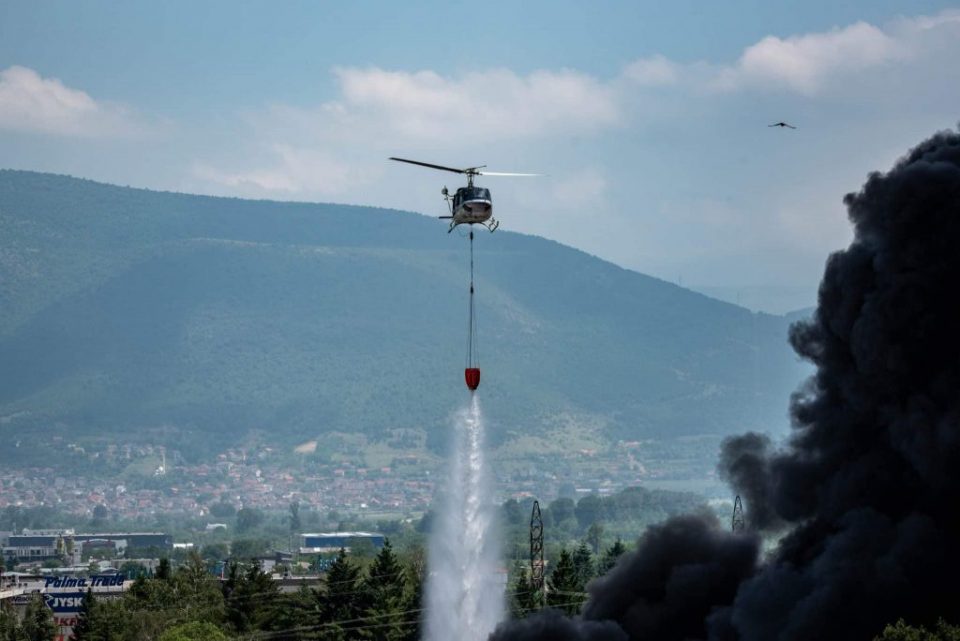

{"left": 38, "top": 575, "right": 126, "bottom": 614}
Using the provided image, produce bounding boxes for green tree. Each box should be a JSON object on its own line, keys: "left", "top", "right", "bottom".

{"left": 70, "top": 589, "right": 96, "bottom": 641}
{"left": 121, "top": 575, "right": 178, "bottom": 640}
{"left": 158, "top": 621, "right": 229, "bottom": 641}
{"left": 209, "top": 501, "right": 236, "bottom": 519}
{"left": 401, "top": 546, "right": 425, "bottom": 641}
{"left": 319, "top": 548, "right": 364, "bottom": 640}
{"left": 508, "top": 562, "right": 539, "bottom": 619}
{"left": 118, "top": 560, "right": 147, "bottom": 579}
{"left": 546, "top": 549, "right": 582, "bottom": 615}
{"left": 156, "top": 557, "right": 172, "bottom": 581}
{"left": 0, "top": 601, "right": 26, "bottom": 641}
{"left": 73, "top": 588, "right": 99, "bottom": 641}
{"left": 360, "top": 540, "right": 407, "bottom": 641}
{"left": 175, "top": 551, "right": 226, "bottom": 624}
{"left": 88, "top": 600, "right": 128, "bottom": 641}
{"left": 547, "top": 498, "right": 575, "bottom": 528}
{"left": 874, "top": 619, "right": 960, "bottom": 641}
{"left": 349, "top": 538, "right": 377, "bottom": 560}
{"left": 575, "top": 495, "right": 604, "bottom": 530}
{"left": 222, "top": 561, "right": 280, "bottom": 634}
{"left": 501, "top": 499, "right": 523, "bottom": 527}
{"left": 263, "top": 584, "right": 316, "bottom": 641}
{"left": 572, "top": 542, "right": 594, "bottom": 589}
{"left": 289, "top": 501, "right": 302, "bottom": 533}
{"left": 585, "top": 522, "right": 604, "bottom": 555}
{"left": 236, "top": 507, "right": 264, "bottom": 533}
{"left": 125, "top": 574, "right": 176, "bottom": 610}
{"left": 201, "top": 543, "right": 229, "bottom": 562}
{"left": 91, "top": 504, "right": 108, "bottom": 529}
{"left": 230, "top": 538, "right": 270, "bottom": 560}
{"left": 598, "top": 538, "right": 626, "bottom": 576}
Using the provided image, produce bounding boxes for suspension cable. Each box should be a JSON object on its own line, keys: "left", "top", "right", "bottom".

{"left": 467, "top": 229, "right": 476, "bottom": 369}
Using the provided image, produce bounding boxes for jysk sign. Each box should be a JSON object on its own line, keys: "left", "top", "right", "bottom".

{"left": 43, "top": 593, "right": 87, "bottom": 613}
{"left": 42, "top": 593, "right": 121, "bottom": 613}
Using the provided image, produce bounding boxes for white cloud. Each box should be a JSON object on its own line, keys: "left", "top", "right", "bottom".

{"left": 623, "top": 55, "right": 681, "bottom": 87}
{"left": 195, "top": 66, "right": 621, "bottom": 198}
{"left": 192, "top": 8, "right": 960, "bottom": 240}
{"left": 645, "top": 10, "right": 960, "bottom": 96}
{"left": 192, "top": 145, "right": 362, "bottom": 198}
{"left": 620, "top": 10, "right": 960, "bottom": 97}
{"left": 258, "top": 66, "right": 621, "bottom": 146}
{"left": 0, "top": 66, "right": 146, "bottom": 137}
{"left": 324, "top": 66, "right": 621, "bottom": 143}
{"left": 714, "top": 21, "right": 904, "bottom": 94}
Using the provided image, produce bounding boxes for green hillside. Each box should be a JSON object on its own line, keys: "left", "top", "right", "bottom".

{"left": 0, "top": 170, "right": 808, "bottom": 459}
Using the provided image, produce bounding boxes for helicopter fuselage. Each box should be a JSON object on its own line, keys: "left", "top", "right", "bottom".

{"left": 445, "top": 185, "right": 497, "bottom": 231}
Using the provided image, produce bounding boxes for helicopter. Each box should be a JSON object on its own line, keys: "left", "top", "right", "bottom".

{"left": 389, "top": 157, "right": 537, "bottom": 232}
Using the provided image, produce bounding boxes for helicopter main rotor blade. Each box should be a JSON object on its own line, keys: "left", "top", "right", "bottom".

{"left": 389, "top": 157, "right": 467, "bottom": 174}
{"left": 478, "top": 171, "right": 541, "bottom": 177}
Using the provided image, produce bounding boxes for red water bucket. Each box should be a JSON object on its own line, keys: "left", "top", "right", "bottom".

{"left": 465, "top": 368, "right": 481, "bottom": 391}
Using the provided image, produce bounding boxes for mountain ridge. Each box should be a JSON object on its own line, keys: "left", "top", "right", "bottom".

{"left": 0, "top": 169, "right": 808, "bottom": 460}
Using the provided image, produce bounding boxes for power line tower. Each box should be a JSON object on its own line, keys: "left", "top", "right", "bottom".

{"left": 732, "top": 495, "right": 746, "bottom": 532}
{"left": 530, "top": 500, "right": 545, "bottom": 608}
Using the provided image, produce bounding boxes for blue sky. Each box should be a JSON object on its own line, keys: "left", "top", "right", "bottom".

{"left": 2, "top": 1, "right": 959, "bottom": 312}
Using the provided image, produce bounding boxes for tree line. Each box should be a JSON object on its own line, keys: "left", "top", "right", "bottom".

{"left": 0, "top": 541, "right": 421, "bottom": 641}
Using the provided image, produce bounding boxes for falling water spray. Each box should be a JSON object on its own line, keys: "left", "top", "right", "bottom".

{"left": 425, "top": 394, "right": 504, "bottom": 641}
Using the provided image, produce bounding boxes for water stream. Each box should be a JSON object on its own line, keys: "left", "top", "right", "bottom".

{"left": 424, "top": 394, "right": 504, "bottom": 641}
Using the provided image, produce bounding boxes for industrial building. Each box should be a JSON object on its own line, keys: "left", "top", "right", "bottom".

{"left": 2, "top": 529, "right": 172, "bottom": 562}
{"left": 299, "top": 531, "right": 384, "bottom": 553}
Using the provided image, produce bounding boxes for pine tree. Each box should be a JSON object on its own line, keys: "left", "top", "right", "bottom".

{"left": 289, "top": 501, "right": 302, "bottom": 534}
{"left": 23, "top": 593, "right": 54, "bottom": 641}
{"left": 70, "top": 589, "right": 96, "bottom": 641}
{"left": 546, "top": 549, "right": 582, "bottom": 615}
{"left": 360, "top": 540, "right": 407, "bottom": 641}
{"left": 585, "top": 522, "right": 605, "bottom": 555}
{"left": 157, "top": 621, "right": 230, "bottom": 641}
{"left": 238, "top": 562, "right": 281, "bottom": 633}
{"left": 174, "top": 551, "right": 226, "bottom": 624}
{"left": 265, "top": 584, "right": 316, "bottom": 641}
{"left": 508, "top": 562, "right": 538, "bottom": 619}
{"left": 400, "top": 551, "right": 424, "bottom": 641}
{"left": 156, "top": 557, "right": 172, "bottom": 581}
{"left": 598, "top": 538, "right": 626, "bottom": 576}
{"left": 0, "top": 601, "right": 26, "bottom": 641}
{"left": 572, "top": 542, "right": 594, "bottom": 589}
{"left": 319, "top": 548, "right": 364, "bottom": 640}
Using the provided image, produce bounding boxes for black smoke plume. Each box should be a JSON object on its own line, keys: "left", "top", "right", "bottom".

{"left": 491, "top": 127, "right": 960, "bottom": 641}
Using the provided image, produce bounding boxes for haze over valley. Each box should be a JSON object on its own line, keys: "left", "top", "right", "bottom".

{"left": 0, "top": 170, "right": 809, "bottom": 503}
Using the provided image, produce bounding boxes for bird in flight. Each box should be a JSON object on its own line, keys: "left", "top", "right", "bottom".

{"left": 769, "top": 122, "right": 797, "bottom": 129}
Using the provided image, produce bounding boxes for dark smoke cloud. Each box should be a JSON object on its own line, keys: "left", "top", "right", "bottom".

{"left": 717, "top": 433, "right": 783, "bottom": 531}
{"left": 490, "top": 514, "right": 758, "bottom": 641}
{"left": 721, "top": 126, "right": 960, "bottom": 640}
{"left": 581, "top": 514, "right": 758, "bottom": 641}
{"left": 492, "top": 127, "right": 960, "bottom": 641}
{"left": 489, "top": 613, "right": 628, "bottom": 641}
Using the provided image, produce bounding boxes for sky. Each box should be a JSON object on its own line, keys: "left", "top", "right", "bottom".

{"left": 2, "top": 1, "right": 959, "bottom": 313}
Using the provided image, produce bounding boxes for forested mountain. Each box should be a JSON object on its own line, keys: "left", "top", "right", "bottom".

{"left": 0, "top": 170, "right": 808, "bottom": 458}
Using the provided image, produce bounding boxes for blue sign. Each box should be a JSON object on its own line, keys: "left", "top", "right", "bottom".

{"left": 43, "top": 592, "right": 87, "bottom": 613}
{"left": 43, "top": 575, "right": 124, "bottom": 589}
